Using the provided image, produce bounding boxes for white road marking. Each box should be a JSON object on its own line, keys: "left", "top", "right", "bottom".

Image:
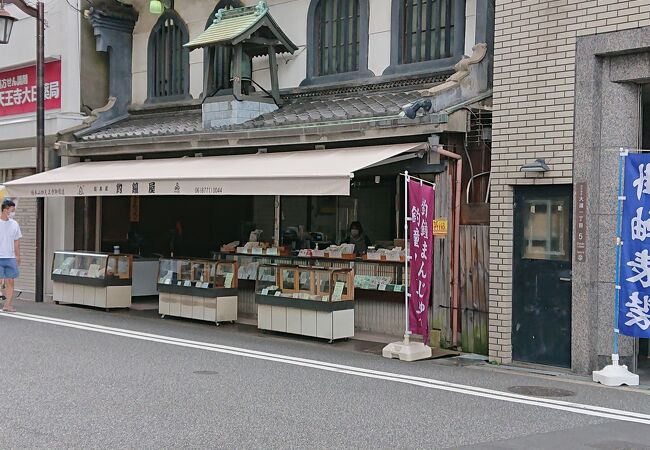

{"left": 2, "top": 311, "right": 650, "bottom": 425}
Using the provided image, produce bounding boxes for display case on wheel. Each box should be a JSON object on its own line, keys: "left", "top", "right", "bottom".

{"left": 255, "top": 264, "right": 355, "bottom": 342}
{"left": 157, "top": 258, "right": 238, "bottom": 325}
{"left": 51, "top": 251, "right": 133, "bottom": 310}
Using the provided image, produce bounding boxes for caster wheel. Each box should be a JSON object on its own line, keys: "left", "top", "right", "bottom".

{"left": 328, "top": 339, "right": 333, "bottom": 344}
{"left": 215, "top": 322, "right": 220, "bottom": 327}
{"left": 55, "top": 301, "right": 59, "bottom": 305}
{"left": 230, "top": 320, "right": 235, "bottom": 324}
{"left": 161, "top": 315, "right": 166, "bottom": 319}
{"left": 105, "top": 308, "right": 110, "bottom": 312}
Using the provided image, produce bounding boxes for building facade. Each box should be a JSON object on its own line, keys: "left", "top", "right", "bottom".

{"left": 0, "top": 0, "right": 492, "bottom": 344}
{"left": 491, "top": 0, "right": 650, "bottom": 373}
{"left": 0, "top": 0, "right": 106, "bottom": 297}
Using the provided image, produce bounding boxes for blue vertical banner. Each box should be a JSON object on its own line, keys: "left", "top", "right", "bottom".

{"left": 620, "top": 153, "right": 650, "bottom": 337}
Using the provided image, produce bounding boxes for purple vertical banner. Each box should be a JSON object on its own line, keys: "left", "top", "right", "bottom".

{"left": 408, "top": 179, "right": 435, "bottom": 339}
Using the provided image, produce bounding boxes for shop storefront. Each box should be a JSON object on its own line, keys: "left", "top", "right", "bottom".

{"left": 5, "top": 142, "right": 457, "bottom": 339}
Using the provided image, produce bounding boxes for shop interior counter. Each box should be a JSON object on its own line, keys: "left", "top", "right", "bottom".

{"left": 51, "top": 251, "right": 133, "bottom": 310}
{"left": 157, "top": 258, "right": 238, "bottom": 325}
{"left": 212, "top": 252, "right": 405, "bottom": 299}
{"left": 255, "top": 264, "right": 354, "bottom": 342}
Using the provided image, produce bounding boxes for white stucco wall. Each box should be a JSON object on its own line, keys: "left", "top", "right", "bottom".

{"left": 0, "top": 0, "right": 85, "bottom": 140}
{"left": 0, "top": 1, "right": 84, "bottom": 298}
{"left": 130, "top": 0, "right": 482, "bottom": 104}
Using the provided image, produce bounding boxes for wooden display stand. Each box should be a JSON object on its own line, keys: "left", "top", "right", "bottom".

{"left": 52, "top": 277, "right": 132, "bottom": 310}
{"left": 158, "top": 285, "right": 237, "bottom": 325}
{"left": 256, "top": 297, "right": 354, "bottom": 342}
{"left": 255, "top": 265, "right": 355, "bottom": 342}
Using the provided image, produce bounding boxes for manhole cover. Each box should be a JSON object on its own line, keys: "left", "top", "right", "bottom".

{"left": 507, "top": 385, "right": 575, "bottom": 397}
{"left": 193, "top": 370, "right": 219, "bottom": 375}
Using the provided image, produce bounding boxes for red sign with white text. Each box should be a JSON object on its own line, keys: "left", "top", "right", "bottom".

{"left": 0, "top": 60, "right": 61, "bottom": 117}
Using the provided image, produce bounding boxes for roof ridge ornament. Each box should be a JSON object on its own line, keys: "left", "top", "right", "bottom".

{"left": 254, "top": 1, "right": 267, "bottom": 16}
{"left": 213, "top": 8, "right": 224, "bottom": 24}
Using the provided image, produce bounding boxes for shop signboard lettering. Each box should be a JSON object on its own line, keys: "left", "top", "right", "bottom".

{"left": 0, "top": 61, "right": 62, "bottom": 117}
{"left": 432, "top": 218, "right": 448, "bottom": 237}
{"left": 408, "top": 179, "right": 435, "bottom": 339}
{"left": 575, "top": 182, "right": 587, "bottom": 263}
{"left": 619, "top": 153, "right": 650, "bottom": 337}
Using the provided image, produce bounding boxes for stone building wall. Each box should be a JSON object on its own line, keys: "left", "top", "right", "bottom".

{"left": 490, "top": 0, "right": 650, "bottom": 364}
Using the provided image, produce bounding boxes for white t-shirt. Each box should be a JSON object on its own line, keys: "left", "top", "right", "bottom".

{"left": 0, "top": 218, "right": 22, "bottom": 258}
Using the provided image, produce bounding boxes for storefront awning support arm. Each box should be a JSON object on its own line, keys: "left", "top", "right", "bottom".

{"left": 432, "top": 144, "right": 462, "bottom": 347}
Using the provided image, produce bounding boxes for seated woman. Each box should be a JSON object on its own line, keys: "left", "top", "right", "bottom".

{"left": 342, "top": 221, "right": 372, "bottom": 256}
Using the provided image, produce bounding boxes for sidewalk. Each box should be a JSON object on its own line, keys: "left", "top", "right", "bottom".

{"left": 8, "top": 297, "right": 650, "bottom": 391}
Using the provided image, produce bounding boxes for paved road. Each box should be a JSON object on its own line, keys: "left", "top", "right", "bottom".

{"left": 1, "top": 300, "right": 649, "bottom": 449}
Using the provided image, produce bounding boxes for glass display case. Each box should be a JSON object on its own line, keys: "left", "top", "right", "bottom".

{"left": 52, "top": 251, "right": 132, "bottom": 285}
{"left": 157, "top": 258, "right": 238, "bottom": 291}
{"left": 255, "top": 264, "right": 355, "bottom": 341}
{"left": 157, "top": 258, "right": 238, "bottom": 324}
{"left": 255, "top": 264, "right": 353, "bottom": 302}
{"left": 51, "top": 251, "right": 133, "bottom": 310}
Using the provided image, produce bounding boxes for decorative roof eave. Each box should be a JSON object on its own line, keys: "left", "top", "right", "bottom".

{"left": 184, "top": 1, "right": 297, "bottom": 55}
{"left": 58, "top": 113, "right": 466, "bottom": 159}
{"left": 231, "top": 14, "right": 297, "bottom": 54}
{"left": 419, "top": 43, "right": 490, "bottom": 113}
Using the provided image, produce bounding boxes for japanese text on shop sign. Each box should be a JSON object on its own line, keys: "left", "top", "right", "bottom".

{"left": 407, "top": 179, "right": 435, "bottom": 339}
{"left": 0, "top": 61, "right": 62, "bottom": 116}
{"left": 575, "top": 182, "right": 587, "bottom": 263}
{"left": 619, "top": 153, "right": 650, "bottom": 337}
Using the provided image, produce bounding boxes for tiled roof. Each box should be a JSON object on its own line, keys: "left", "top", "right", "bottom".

{"left": 230, "top": 88, "right": 427, "bottom": 129}
{"left": 79, "top": 75, "right": 450, "bottom": 142}
{"left": 185, "top": 5, "right": 266, "bottom": 49}
{"left": 80, "top": 110, "right": 203, "bottom": 141}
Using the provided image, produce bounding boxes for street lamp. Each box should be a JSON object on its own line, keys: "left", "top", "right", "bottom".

{"left": 0, "top": 2, "right": 17, "bottom": 44}
{"left": 0, "top": 0, "right": 46, "bottom": 303}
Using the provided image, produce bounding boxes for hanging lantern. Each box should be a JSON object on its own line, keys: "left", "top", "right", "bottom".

{"left": 0, "top": 3, "right": 17, "bottom": 45}
{"left": 149, "top": 0, "right": 163, "bottom": 14}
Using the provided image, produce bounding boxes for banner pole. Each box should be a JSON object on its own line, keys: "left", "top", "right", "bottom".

{"left": 613, "top": 149, "right": 626, "bottom": 357}
{"left": 404, "top": 171, "right": 410, "bottom": 343}
{"left": 593, "top": 147, "right": 638, "bottom": 386}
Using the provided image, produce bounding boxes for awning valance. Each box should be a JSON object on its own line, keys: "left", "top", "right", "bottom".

{"left": 3, "top": 144, "right": 425, "bottom": 198}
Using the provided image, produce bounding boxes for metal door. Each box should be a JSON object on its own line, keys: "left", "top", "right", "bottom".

{"left": 513, "top": 186, "right": 572, "bottom": 367}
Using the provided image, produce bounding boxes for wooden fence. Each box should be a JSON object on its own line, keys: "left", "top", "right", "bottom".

{"left": 458, "top": 224, "right": 489, "bottom": 355}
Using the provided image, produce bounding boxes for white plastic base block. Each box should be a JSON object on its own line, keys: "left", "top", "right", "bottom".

{"left": 592, "top": 354, "right": 639, "bottom": 387}
{"left": 382, "top": 336, "right": 432, "bottom": 362}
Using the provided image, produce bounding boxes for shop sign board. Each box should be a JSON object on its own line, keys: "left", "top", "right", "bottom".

{"left": 619, "top": 153, "right": 650, "bottom": 337}
{"left": 432, "top": 218, "right": 448, "bottom": 236}
{"left": 407, "top": 179, "right": 435, "bottom": 339}
{"left": 0, "top": 61, "right": 62, "bottom": 117}
{"left": 575, "top": 182, "right": 587, "bottom": 263}
{"left": 130, "top": 196, "right": 140, "bottom": 222}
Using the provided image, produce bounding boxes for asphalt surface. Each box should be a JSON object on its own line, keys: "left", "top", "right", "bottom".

{"left": 1, "top": 300, "right": 649, "bottom": 449}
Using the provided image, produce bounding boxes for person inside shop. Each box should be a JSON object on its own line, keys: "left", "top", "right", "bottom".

{"left": 343, "top": 221, "right": 372, "bottom": 256}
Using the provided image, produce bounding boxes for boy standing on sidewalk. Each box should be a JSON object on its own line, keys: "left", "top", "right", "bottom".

{"left": 0, "top": 199, "right": 22, "bottom": 312}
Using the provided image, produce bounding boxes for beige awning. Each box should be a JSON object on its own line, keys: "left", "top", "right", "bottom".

{"left": 4, "top": 144, "right": 425, "bottom": 198}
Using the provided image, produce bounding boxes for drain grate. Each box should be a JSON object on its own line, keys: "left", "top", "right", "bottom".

{"left": 193, "top": 370, "right": 219, "bottom": 375}
{"left": 507, "top": 385, "right": 576, "bottom": 398}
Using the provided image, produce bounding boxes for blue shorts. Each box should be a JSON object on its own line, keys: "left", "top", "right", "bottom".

{"left": 0, "top": 258, "right": 19, "bottom": 279}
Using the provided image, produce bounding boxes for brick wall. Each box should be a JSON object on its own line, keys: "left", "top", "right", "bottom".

{"left": 490, "top": 0, "right": 650, "bottom": 363}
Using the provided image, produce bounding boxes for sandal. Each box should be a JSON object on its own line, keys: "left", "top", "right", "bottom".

{"left": 1, "top": 308, "right": 16, "bottom": 313}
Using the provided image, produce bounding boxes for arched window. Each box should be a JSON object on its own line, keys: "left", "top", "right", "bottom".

{"left": 303, "top": 0, "right": 372, "bottom": 85}
{"left": 385, "top": 0, "right": 465, "bottom": 75}
{"left": 147, "top": 10, "right": 191, "bottom": 102}
{"left": 203, "top": 0, "right": 243, "bottom": 97}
